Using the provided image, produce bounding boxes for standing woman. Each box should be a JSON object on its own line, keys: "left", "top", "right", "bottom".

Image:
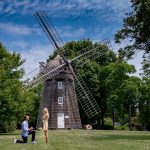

{"left": 42, "top": 108, "right": 49, "bottom": 143}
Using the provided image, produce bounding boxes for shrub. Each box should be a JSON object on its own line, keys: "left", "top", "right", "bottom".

{"left": 0, "top": 121, "right": 17, "bottom": 132}
{"left": 115, "top": 123, "right": 129, "bottom": 130}
{"left": 104, "top": 117, "right": 113, "bottom": 130}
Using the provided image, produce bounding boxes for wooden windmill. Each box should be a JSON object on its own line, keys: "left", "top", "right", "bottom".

{"left": 23, "top": 11, "right": 111, "bottom": 129}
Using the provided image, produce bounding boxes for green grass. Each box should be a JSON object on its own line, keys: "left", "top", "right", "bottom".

{"left": 0, "top": 130, "right": 150, "bottom": 150}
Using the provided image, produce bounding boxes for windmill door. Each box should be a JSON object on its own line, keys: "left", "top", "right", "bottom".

{"left": 57, "top": 113, "right": 65, "bottom": 128}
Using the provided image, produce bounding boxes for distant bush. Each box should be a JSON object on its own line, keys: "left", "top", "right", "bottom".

{"left": 130, "top": 116, "right": 144, "bottom": 131}
{"left": 0, "top": 121, "right": 17, "bottom": 132}
{"left": 115, "top": 123, "right": 129, "bottom": 130}
{"left": 104, "top": 117, "right": 113, "bottom": 130}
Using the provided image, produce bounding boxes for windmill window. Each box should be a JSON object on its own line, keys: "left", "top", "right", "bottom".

{"left": 58, "top": 82, "right": 63, "bottom": 89}
{"left": 58, "top": 97, "right": 63, "bottom": 104}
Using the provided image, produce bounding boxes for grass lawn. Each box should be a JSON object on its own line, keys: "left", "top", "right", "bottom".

{"left": 0, "top": 129, "right": 150, "bottom": 150}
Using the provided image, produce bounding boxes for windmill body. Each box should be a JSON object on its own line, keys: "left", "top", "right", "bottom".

{"left": 37, "top": 56, "right": 82, "bottom": 129}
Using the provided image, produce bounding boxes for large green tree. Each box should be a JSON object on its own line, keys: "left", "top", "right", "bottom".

{"left": 115, "top": 0, "right": 150, "bottom": 77}
{"left": 118, "top": 77, "right": 141, "bottom": 130}
{"left": 104, "top": 62, "right": 136, "bottom": 129}
{"left": 0, "top": 42, "right": 41, "bottom": 132}
{"left": 20, "top": 85, "right": 41, "bottom": 128}
{"left": 138, "top": 78, "right": 150, "bottom": 130}
{"left": 0, "top": 43, "right": 24, "bottom": 132}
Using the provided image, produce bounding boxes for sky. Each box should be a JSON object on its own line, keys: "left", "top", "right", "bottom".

{"left": 0, "top": 0, "right": 142, "bottom": 76}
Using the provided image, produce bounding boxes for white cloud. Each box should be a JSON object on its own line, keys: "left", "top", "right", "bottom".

{"left": 0, "top": 22, "right": 40, "bottom": 36}
{"left": 59, "top": 26, "right": 85, "bottom": 38}
{"left": 15, "top": 0, "right": 35, "bottom": 7}
{"left": 10, "top": 41, "right": 29, "bottom": 49}
{"left": 0, "top": 0, "right": 40, "bottom": 14}
{"left": 0, "top": 0, "right": 132, "bottom": 20}
{"left": 46, "top": 0, "right": 132, "bottom": 21}
{"left": 20, "top": 44, "right": 54, "bottom": 74}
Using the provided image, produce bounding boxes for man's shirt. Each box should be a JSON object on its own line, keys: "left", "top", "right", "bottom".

{"left": 21, "top": 120, "right": 29, "bottom": 137}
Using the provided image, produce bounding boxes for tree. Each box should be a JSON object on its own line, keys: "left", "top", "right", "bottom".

{"left": 20, "top": 85, "right": 41, "bottom": 128}
{"left": 104, "top": 62, "right": 136, "bottom": 129}
{"left": 118, "top": 77, "right": 141, "bottom": 130}
{"left": 0, "top": 42, "right": 24, "bottom": 132}
{"left": 115, "top": 0, "right": 150, "bottom": 77}
{"left": 138, "top": 77, "right": 150, "bottom": 130}
{"left": 0, "top": 42, "right": 41, "bottom": 132}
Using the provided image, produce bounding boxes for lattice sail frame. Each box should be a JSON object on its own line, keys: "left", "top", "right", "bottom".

{"left": 34, "top": 11, "right": 64, "bottom": 49}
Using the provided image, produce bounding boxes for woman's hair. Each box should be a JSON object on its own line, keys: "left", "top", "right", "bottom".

{"left": 43, "top": 108, "right": 49, "bottom": 114}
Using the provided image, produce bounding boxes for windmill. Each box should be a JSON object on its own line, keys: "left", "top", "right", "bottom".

{"left": 23, "top": 11, "right": 111, "bottom": 129}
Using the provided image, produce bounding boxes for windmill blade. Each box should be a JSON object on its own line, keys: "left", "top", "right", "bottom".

{"left": 68, "top": 40, "right": 112, "bottom": 117}
{"left": 72, "top": 48, "right": 104, "bottom": 68}
{"left": 23, "top": 63, "right": 66, "bottom": 89}
{"left": 70, "top": 39, "right": 111, "bottom": 63}
{"left": 73, "top": 69, "right": 101, "bottom": 118}
{"left": 34, "top": 10, "right": 64, "bottom": 49}
{"left": 23, "top": 55, "right": 66, "bottom": 89}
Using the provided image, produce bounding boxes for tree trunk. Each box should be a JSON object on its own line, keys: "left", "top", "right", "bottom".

{"left": 97, "top": 116, "right": 101, "bottom": 129}
{"left": 129, "top": 104, "right": 131, "bottom": 130}
{"left": 112, "top": 109, "right": 115, "bottom": 130}
{"left": 101, "top": 116, "right": 104, "bottom": 129}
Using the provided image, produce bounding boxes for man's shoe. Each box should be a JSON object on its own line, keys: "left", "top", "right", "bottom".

{"left": 14, "top": 139, "right": 17, "bottom": 144}
{"left": 32, "top": 141, "right": 37, "bottom": 144}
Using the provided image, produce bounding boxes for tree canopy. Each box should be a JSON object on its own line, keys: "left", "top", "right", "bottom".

{"left": 0, "top": 43, "right": 24, "bottom": 132}
{"left": 0, "top": 43, "right": 40, "bottom": 132}
{"left": 115, "top": 0, "right": 150, "bottom": 77}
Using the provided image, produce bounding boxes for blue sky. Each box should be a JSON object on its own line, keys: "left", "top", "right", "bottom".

{"left": 0, "top": 0, "right": 142, "bottom": 76}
